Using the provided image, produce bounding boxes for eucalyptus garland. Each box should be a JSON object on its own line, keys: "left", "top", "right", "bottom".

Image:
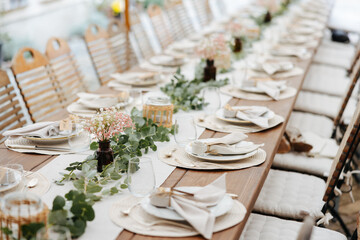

{"left": 160, "top": 69, "right": 229, "bottom": 113}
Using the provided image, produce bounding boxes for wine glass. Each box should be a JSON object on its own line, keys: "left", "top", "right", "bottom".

{"left": 232, "top": 60, "right": 248, "bottom": 88}
{"left": 127, "top": 157, "right": 155, "bottom": 197}
{"left": 1, "top": 163, "right": 24, "bottom": 186}
{"left": 174, "top": 115, "right": 197, "bottom": 147}
{"left": 129, "top": 89, "right": 143, "bottom": 110}
{"left": 202, "top": 87, "right": 221, "bottom": 116}
{"left": 36, "top": 225, "right": 71, "bottom": 240}
{"left": 68, "top": 122, "right": 91, "bottom": 152}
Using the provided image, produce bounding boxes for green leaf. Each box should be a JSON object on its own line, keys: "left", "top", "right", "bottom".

{"left": 90, "top": 141, "right": 99, "bottom": 150}
{"left": 110, "top": 187, "right": 119, "bottom": 195}
{"left": 110, "top": 171, "right": 121, "bottom": 180}
{"left": 86, "top": 182, "right": 102, "bottom": 193}
{"left": 48, "top": 209, "right": 68, "bottom": 225}
{"left": 52, "top": 196, "right": 66, "bottom": 211}
{"left": 21, "top": 222, "right": 45, "bottom": 240}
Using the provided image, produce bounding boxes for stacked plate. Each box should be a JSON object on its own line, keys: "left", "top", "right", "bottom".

{"left": 111, "top": 72, "right": 161, "bottom": 87}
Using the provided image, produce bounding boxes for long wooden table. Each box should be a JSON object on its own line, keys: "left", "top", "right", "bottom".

{"left": 0, "top": 44, "right": 319, "bottom": 239}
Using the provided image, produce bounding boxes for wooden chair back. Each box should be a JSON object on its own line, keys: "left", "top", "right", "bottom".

{"left": 168, "top": 0, "right": 194, "bottom": 37}
{"left": 333, "top": 56, "right": 360, "bottom": 134}
{"left": 324, "top": 101, "right": 360, "bottom": 202}
{"left": 215, "top": 0, "right": 227, "bottom": 14}
{"left": 0, "top": 70, "right": 26, "bottom": 143}
{"left": 164, "top": 0, "right": 187, "bottom": 40}
{"left": 147, "top": 5, "right": 174, "bottom": 50}
{"left": 129, "top": 11, "right": 155, "bottom": 59}
{"left": 45, "top": 37, "right": 87, "bottom": 106}
{"left": 85, "top": 24, "right": 117, "bottom": 85}
{"left": 107, "top": 20, "right": 138, "bottom": 72}
{"left": 191, "top": 0, "right": 212, "bottom": 27}
{"left": 348, "top": 43, "right": 360, "bottom": 76}
{"left": 11, "top": 47, "right": 64, "bottom": 123}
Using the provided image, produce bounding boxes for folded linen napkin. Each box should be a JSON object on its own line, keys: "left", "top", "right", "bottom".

{"left": 235, "top": 106, "right": 272, "bottom": 128}
{"left": 150, "top": 174, "right": 227, "bottom": 239}
{"left": 302, "top": 132, "right": 338, "bottom": 158}
{"left": 77, "top": 92, "right": 128, "bottom": 110}
{"left": 140, "top": 61, "right": 177, "bottom": 73}
{"left": 111, "top": 72, "right": 156, "bottom": 84}
{"left": 3, "top": 122, "right": 59, "bottom": 138}
{"left": 271, "top": 47, "right": 309, "bottom": 59}
{"left": 256, "top": 80, "right": 287, "bottom": 100}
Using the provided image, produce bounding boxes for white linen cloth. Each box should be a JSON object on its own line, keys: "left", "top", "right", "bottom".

{"left": 235, "top": 106, "right": 273, "bottom": 127}
{"left": 256, "top": 81, "right": 287, "bottom": 101}
{"left": 150, "top": 174, "right": 227, "bottom": 239}
{"left": 3, "top": 122, "right": 59, "bottom": 138}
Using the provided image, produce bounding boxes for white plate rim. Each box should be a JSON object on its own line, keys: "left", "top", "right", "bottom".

{"left": 140, "top": 186, "right": 234, "bottom": 221}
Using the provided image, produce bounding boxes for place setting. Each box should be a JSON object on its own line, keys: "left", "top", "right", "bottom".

{"left": 139, "top": 54, "right": 188, "bottom": 73}
{"left": 3, "top": 117, "right": 91, "bottom": 155}
{"left": 66, "top": 91, "right": 133, "bottom": 117}
{"left": 110, "top": 174, "right": 247, "bottom": 239}
{"left": 0, "top": 163, "right": 50, "bottom": 197}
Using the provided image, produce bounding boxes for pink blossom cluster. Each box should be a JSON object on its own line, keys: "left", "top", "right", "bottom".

{"left": 196, "top": 34, "right": 232, "bottom": 69}
{"left": 83, "top": 108, "right": 134, "bottom": 142}
{"left": 228, "top": 22, "right": 243, "bottom": 38}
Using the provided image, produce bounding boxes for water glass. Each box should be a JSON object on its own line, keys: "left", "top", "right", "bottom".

{"left": 68, "top": 123, "right": 91, "bottom": 152}
{"left": 36, "top": 225, "right": 71, "bottom": 240}
{"left": 1, "top": 163, "right": 24, "bottom": 186}
{"left": 232, "top": 60, "right": 248, "bottom": 87}
{"left": 127, "top": 157, "right": 155, "bottom": 197}
{"left": 129, "top": 89, "right": 143, "bottom": 110}
{"left": 174, "top": 115, "right": 197, "bottom": 147}
{"left": 202, "top": 87, "right": 221, "bottom": 116}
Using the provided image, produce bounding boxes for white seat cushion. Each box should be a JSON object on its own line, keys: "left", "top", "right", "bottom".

{"left": 288, "top": 111, "right": 333, "bottom": 138}
{"left": 313, "top": 40, "right": 356, "bottom": 69}
{"left": 272, "top": 152, "right": 333, "bottom": 177}
{"left": 253, "top": 169, "right": 325, "bottom": 220}
{"left": 294, "top": 91, "right": 358, "bottom": 121}
{"left": 302, "top": 64, "right": 350, "bottom": 96}
{"left": 240, "top": 213, "right": 347, "bottom": 240}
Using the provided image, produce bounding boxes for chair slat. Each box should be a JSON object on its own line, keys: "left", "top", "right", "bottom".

{"left": 191, "top": 0, "right": 212, "bottom": 27}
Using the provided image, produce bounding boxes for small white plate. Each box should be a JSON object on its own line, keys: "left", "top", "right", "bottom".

{"left": 78, "top": 97, "right": 134, "bottom": 110}
{"left": 239, "top": 85, "right": 287, "bottom": 93}
{"left": 150, "top": 55, "right": 185, "bottom": 67}
{"left": 185, "top": 142, "right": 259, "bottom": 162}
{"left": 141, "top": 186, "right": 233, "bottom": 221}
{"left": 250, "top": 61, "right": 294, "bottom": 74}
{"left": 112, "top": 73, "right": 160, "bottom": 87}
{"left": 215, "top": 107, "right": 275, "bottom": 124}
{"left": 0, "top": 169, "right": 22, "bottom": 193}
{"left": 24, "top": 132, "right": 77, "bottom": 144}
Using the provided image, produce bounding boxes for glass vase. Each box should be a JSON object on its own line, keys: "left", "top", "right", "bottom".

{"left": 264, "top": 10, "right": 272, "bottom": 23}
{"left": 96, "top": 140, "right": 114, "bottom": 172}
{"left": 233, "top": 37, "right": 242, "bottom": 53}
{"left": 203, "top": 59, "right": 216, "bottom": 82}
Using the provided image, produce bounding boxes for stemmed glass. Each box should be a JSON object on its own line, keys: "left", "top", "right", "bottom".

{"left": 68, "top": 121, "right": 91, "bottom": 152}
{"left": 129, "top": 89, "right": 143, "bottom": 110}
{"left": 202, "top": 87, "right": 221, "bottom": 116}
{"left": 232, "top": 60, "right": 248, "bottom": 88}
{"left": 1, "top": 163, "right": 24, "bottom": 188}
{"left": 127, "top": 157, "right": 155, "bottom": 197}
{"left": 174, "top": 115, "right": 197, "bottom": 147}
{"left": 36, "top": 225, "right": 71, "bottom": 240}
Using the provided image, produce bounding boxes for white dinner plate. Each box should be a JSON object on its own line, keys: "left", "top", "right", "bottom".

{"left": 250, "top": 61, "right": 294, "bottom": 74}
{"left": 111, "top": 72, "right": 161, "bottom": 87}
{"left": 23, "top": 131, "right": 78, "bottom": 144}
{"left": 185, "top": 141, "right": 259, "bottom": 162}
{"left": 0, "top": 168, "right": 22, "bottom": 193}
{"left": 78, "top": 97, "right": 133, "bottom": 110}
{"left": 215, "top": 107, "right": 275, "bottom": 124}
{"left": 141, "top": 187, "right": 233, "bottom": 221}
{"left": 149, "top": 55, "right": 186, "bottom": 67}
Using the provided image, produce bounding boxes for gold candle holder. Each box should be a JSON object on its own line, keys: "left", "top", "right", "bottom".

{"left": 0, "top": 193, "right": 48, "bottom": 240}
{"left": 143, "top": 97, "right": 174, "bottom": 128}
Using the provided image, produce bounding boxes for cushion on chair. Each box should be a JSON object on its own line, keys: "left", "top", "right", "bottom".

{"left": 302, "top": 64, "right": 349, "bottom": 96}
{"left": 288, "top": 111, "right": 333, "bottom": 138}
{"left": 253, "top": 169, "right": 325, "bottom": 220}
{"left": 272, "top": 152, "right": 333, "bottom": 177}
{"left": 239, "top": 213, "right": 347, "bottom": 240}
{"left": 313, "top": 40, "right": 356, "bottom": 68}
{"left": 294, "top": 91, "right": 357, "bottom": 121}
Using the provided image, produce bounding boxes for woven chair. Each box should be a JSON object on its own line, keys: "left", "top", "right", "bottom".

{"left": 147, "top": 5, "right": 175, "bottom": 50}
{"left": 11, "top": 47, "right": 64, "bottom": 123}
{"left": 45, "top": 37, "right": 87, "bottom": 106}
{"left": 130, "top": 11, "right": 155, "bottom": 59}
{"left": 107, "top": 20, "right": 138, "bottom": 72}
{"left": 253, "top": 102, "right": 360, "bottom": 237}
{"left": 0, "top": 70, "right": 26, "bottom": 143}
{"left": 164, "top": 0, "right": 188, "bottom": 40}
{"left": 85, "top": 24, "right": 117, "bottom": 85}
{"left": 190, "top": 0, "right": 213, "bottom": 27}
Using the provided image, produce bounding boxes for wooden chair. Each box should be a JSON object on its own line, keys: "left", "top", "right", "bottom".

{"left": 147, "top": 5, "right": 175, "bottom": 50}
{"left": 107, "top": 20, "right": 138, "bottom": 72}
{"left": 129, "top": 11, "right": 155, "bottom": 59}
{"left": 85, "top": 24, "right": 117, "bottom": 85}
{"left": 0, "top": 70, "right": 26, "bottom": 143}
{"left": 190, "top": 0, "right": 213, "bottom": 27}
{"left": 166, "top": 0, "right": 194, "bottom": 37}
{"left": 11, "top": 47, "right": 64, "bottom": 123}
{"left": 164, "top": 0, "right": 188, "bottom": 40}
{"left": 45, "top": 37, "right": 87, "bottom": 106}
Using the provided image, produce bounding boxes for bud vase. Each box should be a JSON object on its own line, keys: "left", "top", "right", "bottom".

{"left": 233, "top": 37, "right": 242, "bottom": 53}
{"left": 203, "top": 59, "right": 216, "bottom": 82}
{"left": 264, "top": 11, "right": 272, "bottom": 23}
{"left": 96, "top": 140, "right": 114, "bottom": 172}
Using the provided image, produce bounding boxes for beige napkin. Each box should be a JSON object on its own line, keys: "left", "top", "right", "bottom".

{"left": 140, "top": 61, "right": 177, "bottom": 73}
{"left": 235, "top": 106, "right": 272, "bottom": 127}
{"left": 302, "top": 132, "right": 339, "bottom": 158}
{"left": 150, "top": 174, "right": 227, "bottom": 239}
{"left": 3, "top": 122, "right": 59, "bottom": 138}
{"left": 256, "top": 81, "right": 287, "bottom": 100}
{"left": 77, "top": 92, "right": 127, "bottom": 109}
{"left": 271, "top": 47, "right": 310, "bottom": 59}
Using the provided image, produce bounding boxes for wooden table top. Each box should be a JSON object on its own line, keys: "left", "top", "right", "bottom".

{"left": 0, "top": 44, "right": 319, "bottom": 239}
